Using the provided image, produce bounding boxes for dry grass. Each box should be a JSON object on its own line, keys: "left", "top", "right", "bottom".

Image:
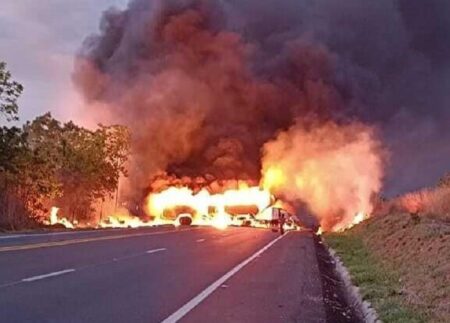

{"left": 376, "top": 186, "right": 450, "bottom": 223}
{"left": 400, "top": 187, "right": 450, "bottom": 217}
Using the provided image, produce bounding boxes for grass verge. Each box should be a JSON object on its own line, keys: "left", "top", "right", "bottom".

{"left": 326, "top": 231, "right": 428, "bottom": 323}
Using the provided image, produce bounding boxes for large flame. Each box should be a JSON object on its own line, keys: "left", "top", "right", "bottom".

{"left": 146, "top": 185, "right": 272, "bottom": 230}
{"left": 45, "top": 185, "right": 284, "bottom": 231}
{"left": 262, "top": 121, "right": 384, "bottom": 232}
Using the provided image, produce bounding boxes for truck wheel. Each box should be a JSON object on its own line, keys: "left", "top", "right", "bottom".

{"left": 179, "top": 216, "right": 193, "bottom": 226}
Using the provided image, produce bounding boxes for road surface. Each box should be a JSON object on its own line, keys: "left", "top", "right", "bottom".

{"left": 0, "top": 227, "right": 330, "bottom": 323}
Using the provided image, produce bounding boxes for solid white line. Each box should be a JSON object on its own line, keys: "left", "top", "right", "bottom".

{"left": 196, "top": 239, "right": 205, "bottom": 243}
{"left": 161, "top": 233, "right": 289, "bottom": 323}
{"left": 146, "top": 248, "right": 167, "bottom": 254}
{"left": 0, "top": 229, "right": 121, "bottom": 240}
{"left": 0, "top": 226, "right": 193, "bottom": 240}
{"left": 22, "top": 269, "right": 75, "bottom": 282}
{"left": 0, "top": 232, "right": 78, "bottom": 239}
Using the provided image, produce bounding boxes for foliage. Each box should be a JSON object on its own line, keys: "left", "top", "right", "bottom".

{"left": 0, "top": 62, "right": 23, "bottom": 121}
{"left": 0, "top": 126, "right": 30, "bottom": 229}
{"left": 55, "top": 120, "right": 130, "bottom": 221}
{"left": 0, "top": 113, "right": 130, "bottom": 229}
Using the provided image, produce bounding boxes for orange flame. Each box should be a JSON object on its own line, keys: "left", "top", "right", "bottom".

{"left": 48, "top": 207, "right": 75, "bottom": 229}
{"left": 261, "top": 121, "right": 383, "bottom": 231}
{"left": 145, "top": 185, "right": 272, "bottom": 229}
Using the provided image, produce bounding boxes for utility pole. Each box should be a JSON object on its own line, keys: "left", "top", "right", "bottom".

{"left": 99, "top": 199, "right": 103, "bottom": 226}
{"left": 115, "top": 177, "right": 120, "bottom": 212}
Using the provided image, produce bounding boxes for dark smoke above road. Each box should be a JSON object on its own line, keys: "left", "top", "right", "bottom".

{"left": 73, "top": 0, "right": 450, "bottom": 199}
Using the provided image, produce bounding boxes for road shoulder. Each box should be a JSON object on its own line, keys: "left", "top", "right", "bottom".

{"left": 314, "top": 234, "right": 363, "bottom": 323}
{"left": 182, "top": 231, "right": 327, "bottom": 323}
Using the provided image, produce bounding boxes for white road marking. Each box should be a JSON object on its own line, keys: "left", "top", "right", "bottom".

{"left": 161, "top": 233, "right": 289, "bottom": 323}
{"left": 1, "top": 248, "right": 167, "bottom": 289}
{"left": 21, "top": 269, "right": 75, "bottom": 282}
{"left": 196, "top": 239, "right": 205, "bottom": 243}
{"left": 0, "top": 229, "right": 120, "bottom": 240}
{"left": 0, "top": 226, "right": 197, "bottom": 240}
{"left": 112, "top": 248, "right": 167, "bottom": 262}
{"left": 146, "top": 248, "right": 167, "bottom": 254}
{"left": 0, "top": 228, "right": 196, "bottom": 253}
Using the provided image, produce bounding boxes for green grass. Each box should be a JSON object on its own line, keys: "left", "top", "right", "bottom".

{"left": 326, "top": 233, "right": 428, "bottom": 323}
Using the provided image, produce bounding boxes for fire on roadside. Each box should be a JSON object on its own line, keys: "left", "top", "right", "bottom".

{"left": 46, "top": 182, "right": 305, "bottom": 231}
{"left": 47, "top": 207, "right": 75, "bottom": 229}
{"left": 46, "top": 179, "right": 371, "bottom": 232}
{"left": 46, "top": 135, "right": 378, "bottom": 233}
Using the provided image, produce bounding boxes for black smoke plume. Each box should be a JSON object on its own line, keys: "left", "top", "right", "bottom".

{"left": 74, "top": 0, "right": 450, "bottom": 198}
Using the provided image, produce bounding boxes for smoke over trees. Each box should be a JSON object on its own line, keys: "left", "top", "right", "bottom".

{"left": 73, "top": 0, "right": 450, "bottom": 228}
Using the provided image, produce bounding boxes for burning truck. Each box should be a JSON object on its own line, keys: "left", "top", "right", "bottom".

{"left": 71, "top": 0, "right": 387, "bottom": 232}
{"left": 145, "top": 184, "right": 301, "bottom": 231}
{"left": 46, "top": 179, "right": 303, "bottom": 231}
{"left": 255, "top": 207, "right": 302, "bottom": 232}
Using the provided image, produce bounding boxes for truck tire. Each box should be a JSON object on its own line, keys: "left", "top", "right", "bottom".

{"left": 178, "top": 216, "right": 193, "bottom": 226}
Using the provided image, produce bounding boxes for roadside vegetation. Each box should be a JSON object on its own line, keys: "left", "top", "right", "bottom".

{"left": 327, "top": 230, "right": 427, "bottom": 322}
{"left": 0, "top": 61, "right": 130, "bottom": 230}
{"left": 326, "top": 180, "right": 450, "bottom": 322}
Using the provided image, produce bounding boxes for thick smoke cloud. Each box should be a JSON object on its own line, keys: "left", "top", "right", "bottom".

{"left": 74, "top": 0, "right": 450, "bottom": 199}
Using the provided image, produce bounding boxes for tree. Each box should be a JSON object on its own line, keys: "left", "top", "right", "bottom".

{"left": 23, "top": 115, "right": 130, "bottom": 222}
{"left": 0, "top": 62, "right": 23, "bottom": 121}
{"left": 0, "top": 112, "right": 130, "bottom": 229}
{"left": 0, "top": 125, "right": 51, "bottom": 229}
{"left": 0, "top": 118, "right": 63, "bottom": 229}
{"left": 55, "top": 121, "right": 130, "bottom": 222}
{"left": 22, "top": 113, "right": 65, "bottom": 213}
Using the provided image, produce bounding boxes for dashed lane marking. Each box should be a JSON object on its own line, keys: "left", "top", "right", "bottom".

{"left": 1, "top": 248, "right": 167, "bottom": 288}
{"left": 146, "top": 248, "right": 167, "bottom": 254}
{"left": 21, "top": 269, "right": 75, "bottom": 282}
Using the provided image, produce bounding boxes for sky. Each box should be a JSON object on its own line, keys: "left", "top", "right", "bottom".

{"left": 1, "top": 0, "right": 449, "bottom": 196}
{"left": 0, "top": 0, "right": 127, "bottom": 124}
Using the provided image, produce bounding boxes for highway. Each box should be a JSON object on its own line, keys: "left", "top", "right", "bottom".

{"left": 0, "top": 227, "right": 330, "bottom": 323}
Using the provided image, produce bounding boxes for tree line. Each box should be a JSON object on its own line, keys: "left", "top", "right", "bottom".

{"left": 0, "top": 62, "right": 130, "bottom": 230}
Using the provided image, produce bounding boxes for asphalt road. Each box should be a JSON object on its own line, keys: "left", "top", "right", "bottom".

{"left": 0, "top": 227, "right": 327, "bottom": 323}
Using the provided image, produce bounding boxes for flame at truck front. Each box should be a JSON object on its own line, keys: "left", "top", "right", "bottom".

{"left": 145, "top": 185, "right": 272, "bottom": 229}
